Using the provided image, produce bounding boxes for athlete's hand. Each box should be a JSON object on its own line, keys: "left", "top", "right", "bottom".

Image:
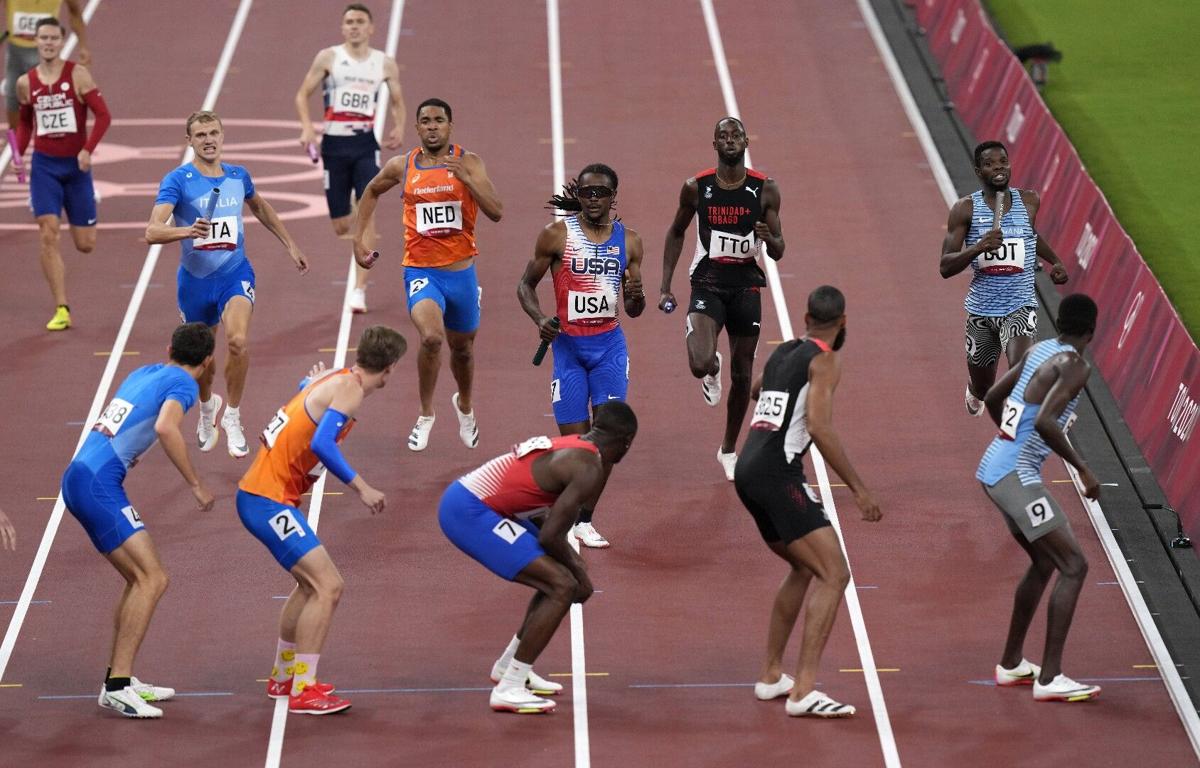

{"left": 753, "top": 221, "right": 774, "bottom": 242}
{"left": 290, "top": 247, "right": 309, "bottom": 274}
{"left": 976, "top": 228, "right": 1003, "bottom": 255}
{"left": 192, "top": 483, "right": 215, "bottom": 512}
{"left": 307, "top": 360, "right": 327, "bottom": 380}
{"left": 1049, "top": 263, "right": 1069, "bottom": 285}
{"left": 353, "top": 238, "right": 378, "bottom": 269}
{"left": 298, "top": 125, "right": 317, "bottom": 148}
{"left": 0, "top": 509, "right": 16, "bottom": 551}
{"left": 623, "top": 269, "right": 644, "bottom": 301}
{"left": 658, "top": 291, "right": 678, "bottom": 314}
{"left": 1077, "top": 467, "right": 1101, "bottom": 500}
{"left": 383, "top": 126, "right": 404, "bottom": 150}
{"left": 443, "top": 153, "right": 474, "bottom": 184}
{"left": 189, "top": 219, "right": 212, "bottom": 239}
{"left": 537, "top": 315, "right": 562, "bottom": 343}
{"left": 77, "top": 46, "right": 92, "bottom": 67}
{"left": 76, "top": 149, "right": 92, "bottom": 173}
{"left": 854, "top": 489, "right": 882, "bottom": 522}
{"left": 357, "top": 482, "right": 386, "bottom": 515}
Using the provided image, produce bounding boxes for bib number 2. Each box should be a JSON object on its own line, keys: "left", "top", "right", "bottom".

{"left": 999, "top": 398, "right": 1025, "bottom": 440}
{"left": 269, "top": 509, "right": 306, "bottom": 542}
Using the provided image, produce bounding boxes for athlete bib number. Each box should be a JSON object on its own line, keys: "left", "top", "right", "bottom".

{"left": 35, "top": 106, "right": 78, "bottom": 136}
{"left": 492, "top": 519, "right": 527, "bottom": 544}
{"left": 120, "top": 505, "right": 144, "bottom": 530}
{"left": 567, "top": 289, "right": 617, "bottom": 322}
{"left": 13, "top": 11, "right": 52, "bottom": 38}
{"left": 709, "top": 230, "right": 758, "bottom": 262}
{"left": 261, "top": 409, "right": 290, "bottom": 449}
{"left": 331, "top": 85, "right": 376, "bottom": 117}
{"left": 269, "top": 509, "right": 307, "bottom": 541}
{"left": 999, "top": 397, "right": 1025, "bottom": 440}
{"left": 193, "top": 216, "right": 238, "bottom": 250}
{"left": 514, "top": 436, "right": 552, "bottom": 457}
{"left": 94, "top": 398, "right": 135, "bottom": 437}
{"left": 751, "top": 390, "right": 789, "bottom": 430}
{"left": 415, "top": 201, "right": 463, "bottom": 236}
{"left": 976, "top": 238, "right": 1026, "bottom": 275}
{"left": 1024, "top": 497, "right": 1055, "bottom": 529}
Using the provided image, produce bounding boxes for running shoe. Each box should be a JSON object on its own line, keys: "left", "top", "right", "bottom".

{"left": 489, "top": 664, "right": 563, "bottom": 696}
{"left": 348, "top": 287, "right": 367, "bottom": 314}
{"left": 1032, "top": 674, "right": 1101, "bottom": 702}
{"left": 489, "top": 685, "right": 556, "bottom": 714}
{"left": 98, "top": 685, "right": 163, "bottom": 718}
{"left": 754, "top": 673, "right": 794, "bottom": 701}
{"left": 785, "top": 689, "right": 856, "bottom": 718}
{"left": 288, "top": 685, "right": 352, "bottom": 715}
{"left": 408, "top": 414, "right": 435, "bottom": 451}
{"left": 46, "top": 305, "right": 71, "bottom": 332}
{"left": 717, "top": 448, "right": 737, "bottom": 482}
{"left": 221, "top": 407, "right": 249, "bottom": 458}
{"left": 197, "top": 394, "right": 223, "bottom": 452}
{"left": 129, "top": 677, "right": 175, "bottom": 702}
{"left": 573, "top": 522, "right": 610, "bottom": 548}
{"left": 701, "top": 352, "right": 723, "bottom": 406}
{"left": 452, "top": 392, "right": 479, "bottom": 448}
{"left": 995, "top": 659, "right": 1040, "bottom": 687}
{"left": 965, "top": 385, "right": 984, "bottom": 416}
{"left": 267, "top": 677, "right": 335, "bottom": 700}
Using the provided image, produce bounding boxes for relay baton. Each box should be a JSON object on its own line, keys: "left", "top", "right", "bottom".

{"left": 992, "top": 189, "right": 1003, "bottom": 231}
{"left": 305, "top": 142, "right": 319, "bottom": 164}
{"left": 361, "top": 250, "right": 379, "bottom": 267}
{"left": 532, "top": 317, "right": 560, "bottom": 366}
{"left": 7, "top": 129, "right": 26, "bottom": 183}
{"left": 204, "top": 187, "right": 221, "bottom": 220}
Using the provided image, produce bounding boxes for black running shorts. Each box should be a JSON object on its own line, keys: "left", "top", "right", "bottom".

{"left": 688, "top": 283, "right": 762, "bottom": 337}
{"left": 734, "top": 459, "right": 830, "bottom": 544}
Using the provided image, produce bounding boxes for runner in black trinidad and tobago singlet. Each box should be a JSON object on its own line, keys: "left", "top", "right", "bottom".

{"left": 659, "top": 116, "right": 785, "bottom": 482}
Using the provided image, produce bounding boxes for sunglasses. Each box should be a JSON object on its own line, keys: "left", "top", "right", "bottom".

{"left": 576, "top": 185, "right": 614, "bottom": 200}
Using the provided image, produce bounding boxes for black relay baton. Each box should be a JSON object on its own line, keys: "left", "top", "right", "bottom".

{"left": 532, "top": 317, "right": 560, "bottom": 366}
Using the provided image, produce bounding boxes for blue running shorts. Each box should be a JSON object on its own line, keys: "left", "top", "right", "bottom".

{"left": 438, "top": 481, "right": 543, "bottom": 581}
{"left": 61, "top": 458, "right": 142, "bottom": 554}
{"left": 550, "top": 327, "right": 629, "bottom": 425}
{"left": 177, "top": 258, "right": 256, "bottom": 327}
{"left": 30, "top": 151, "right": 97, "bottom": 227}
{"left": 403, "top": 264, "right": 481, "bottom": 333}
{"left": 237, "top": 489, "right": 322, "bottom": 571}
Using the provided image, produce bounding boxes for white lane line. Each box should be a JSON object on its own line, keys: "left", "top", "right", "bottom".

{"left": 545, "top": 2, "right": 591, "bottom": 765}
{"left": 0, "top": 0, "right": 254, "bottom": 684}
{"left": 263, "top": 1, "right": 406, "bottom": 765}
{"left": 857, "top": 0, "right": 1200, "bottom": 757}
{"left": 0, "top": 0, "right": 105, "bottom": 178}
{"left": 699, "top": 2, "right": 899, "bottom": 765}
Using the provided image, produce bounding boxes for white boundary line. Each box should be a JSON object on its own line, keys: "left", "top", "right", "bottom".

{"left": 262, "top": 1, "right": 405, "bottom": 765}
{"left": 857, "top": 0, "right": 1200, "bottom": 758}
{"left": 699, "top": 1, "right": 899, "bottom": 764}
{"left": 0, "top": 0, "right": 104, "bottom": 178}
{"left": 544, "top": 2, "right": 592, "bottom": 765}
{"left": 0, "top": 0, "right": 254, "bottom": 683}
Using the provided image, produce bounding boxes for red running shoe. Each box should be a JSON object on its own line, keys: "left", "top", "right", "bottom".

{"left": 267, "top": 678, "right": 336, "bottom": 699}
{"left": 289, "top": 685, "right": 351, "bottom": 715}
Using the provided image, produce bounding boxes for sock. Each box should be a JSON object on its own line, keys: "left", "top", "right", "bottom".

{"left": 577, "top": 508, "right": 594, "bottom": 525}
{"left": 494, "top": 635, "right": 520, "bottom": 673}
{"left": 224, "top": 404, "right": 240, "bottom": 421}
{"left": 499, "top": 659, "right": 531, "bottom": 692}
{"left": 271, "top": 639, "right": 296, "bottom": 682}
{"left": 291, "top": 653, "right": 319, "bottom": 695}
{"left": 200, "top": 397, "right": 216, "bottom": 417}
{"left": 105, "top": 675, "right": 131, "bottom": 692}
{"left": 59, "top": 304, "right": 70, "bottom": 313}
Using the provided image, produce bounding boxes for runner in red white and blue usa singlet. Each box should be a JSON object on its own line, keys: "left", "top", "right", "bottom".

{"left": 689, "top": 167, "right": 768, "bottom": 289}
{"left": 457, "top": 434, "right": 599, "bottom": 518}
{"left": 553, "top": 215, "right": 627, "bottom": 337}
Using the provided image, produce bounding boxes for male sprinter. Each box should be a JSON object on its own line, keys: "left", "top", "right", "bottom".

{"left": 735, "top": 286, "right": 881, "bottom": 718}
{"left": 941, "top": 140, "right": 1069, "bottom": 415}
{"left": 978, "top": 293, "right": 1102, "bottom": 702}
{"left": 518, "top": 163, "right": 644, "bottom": 548}
{"left": 4, "top": 0, "right": 90, "bottom": 132}
{"left": 61, "top": 322, "right": 216, "bottom": 718}
{"left": 146, "top": 110, "right": 309, "bottom": 459}
{"left": 660, "top": 117, "right": 784, "bottom": 481}
{"left": 353, "top": 98, "right": 503, "bottom": 451}
{"left": 439, "top": 402, "right": 638, "bottom": 713}
{"left": 295, "top": 2, "right": 405, "bottom": 313}
{"left": 238, "top": 325, "right": 404, "bottom": 715}
{"left": 12, "top": 17, "right": 109, "bottom": 331}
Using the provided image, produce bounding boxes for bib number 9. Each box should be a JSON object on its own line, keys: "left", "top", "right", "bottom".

{"left": 1024, "top": 497, "right": 1054, "bottom": 529}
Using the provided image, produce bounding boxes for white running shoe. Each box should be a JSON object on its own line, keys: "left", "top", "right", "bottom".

{"left": 965, "top": 385, "right": 984, "bottom": 416}
{"left": 489, "top": 685, "right": 556, "bottom": 714}
{"left": 348, "top": 287, "right": 367, "bottom": 314}
{"left": 408, "top": 414, "right": 435, "bottom": 451}
{"left": 196, "top": 394, "right": 223, "bottom": 452}
{"left": 98, "top": 685, "right": 163, "bottom": 718}
{"left": 489, "top": 663, "right": 563, "bottom": 695}
{"left": 221, "top": 408, "right": 249, "bottom": 458}
{"left": 452, "top": 392, "right": 479, "bottom": 448}
{"left": 754, "top": 673, "right": 794, "bottom": 701}
{"left": 573, "top": 522, "right": 610, "bottom": 548}
{"left": 785, "top": 689, "right": 856, "bottom": 718}
{"left": 1033, "top": 674, "right": 1101, "bottom": 702}
{"left": 129, "top": 677, "right": 175, "bottom": 702}
{"left": 995, "top": 659, "right": 1040, "bottom": 687}
{"left": 717, "top": 448, "right": 737, "bottom": 482}
{"left": 701, "top": 352, "right": 723, "bottom": 406}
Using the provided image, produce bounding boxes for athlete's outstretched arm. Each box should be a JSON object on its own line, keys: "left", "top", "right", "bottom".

{"left": 806, "top": 352, "right": 882, "bottom": 522}
{"left": 352, "top": 156, "right": 405, "bottom": 266}
{"left": 940, "top": 196, "right": 1000, "bottom": 278}
{"left": 155, "top": 400, "right": 214, "bottom": 511}
{"left": 65, "top": 0, "right": 91, "bottom": 66}
{"left": 145, "top": 202, "right": 209, "bottom": 244}
{"left": 382, "top": 58, "right": 406, "bottom": 149}
{"left": 660, "top": 179, "right": 699, "bottom": 311}
{"left": 983, "top": 348, "right": 1029, "bottom": 426}
{"left": 754, "top": 179, "right": 785, "bottom": 261}
{"left": 622, "top": 229, "right": 646, "bottom": 318}
{"left": 518, "top": 223, "right": 565, "bottom": 342}
{"left": 1019, "top": 190, "right": 1069, "bottom": 284}
{"left": 295, "top": 49, "right": 331, "bottom": 147}
{"left": 1034, "top": 358, "right": 1098, "bottom": 497}
{"left": 307, "top": 373, "right": 386, "bottom": 514}
{"left": 444, "top": 152, "right": 502, "bottom": 222}
{"left": 246, "top": 194, "right": 309, "bottom": 274}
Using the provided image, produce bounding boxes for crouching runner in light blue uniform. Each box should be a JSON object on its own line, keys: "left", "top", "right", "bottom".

{"left": 976, "top": 293, "right": 1102, "bottom": 704}
{"left": 61, "top": 322, "right": 216, "bottom": 718}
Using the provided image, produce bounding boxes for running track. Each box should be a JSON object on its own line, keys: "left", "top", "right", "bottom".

{"left": 0, "top": 1, "right": 1195, "bottom": 766}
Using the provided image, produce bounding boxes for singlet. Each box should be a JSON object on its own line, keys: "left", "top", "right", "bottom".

{"left": 689, "top": 167, "right": 768, "bottom": 289}
{"left": 154, "top": 162, "right": 256, "bottom": 278}
{"left": 7, "top": 0, "right": 59, "bottom": 49}
{"left": 977, "top": 339, "right": 1080, "bottom": 486}
{"left": 553, "top": 216, "right": 627, "bottom": 337}
{"left": 740, "top": 337, "right": 832, "bottom": 466}
{"left": 239, "top": 369, "right": 357, "bottom": 507}
{"left": 458, "top": 434, "right": 599, "bottom": 519}
{"left": 27, "top": 61, "right": 88, "bottom": 157}
{"left": 963, "top": 188, "right": 1039, "bottom": 316}
{"left": 402, "top": 145, "right": 479, "bottom": 267}
{"left": 322, "top": 45, "right": 385, "bottom": 137}
{"left": 74, "top": 364, "right": 199, "bottom": 474}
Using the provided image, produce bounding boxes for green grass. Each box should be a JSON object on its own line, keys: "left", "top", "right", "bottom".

{"left": 985, "top": 0, "right": 1200, "bottom": 342}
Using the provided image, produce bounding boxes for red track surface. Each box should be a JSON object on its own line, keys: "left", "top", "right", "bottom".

{"left": 1, "top": 1, "right": 1195, "bottom": 766}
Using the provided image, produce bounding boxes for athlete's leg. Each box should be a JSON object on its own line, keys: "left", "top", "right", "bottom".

{"left": 510, "top": 556, "right": 581, "bottom": 665}
{"left": 220, "top": 296, "right": 253, "bottom": 408}
{"left": 686, "top": 312, "right": 721, "bottom": 378}
{"left": 1002, "top": 307, "right": 1038, "bottom": 368}
{"left": 998, "top": 514, "right": 1055, "bottom": 669}
{"left": 1029, "top": 526, "right": 1088, "bottom": 683}
{"left": 37, "top": 214, "right": 68, "bottom": 307}
{"left": 722, "top": 333, "right": 758, "bottom": 453}
{"left": 446, "top": 328, "right": 477, "bottom": 414}
{"left": 760, "top": 540, "right": 814, "bottom": 685}
{"left": 782, "top": 528, "right": 851, "bottom": 698}
{"left": 407, "top": 299, "right": 446, "bottom": 416}
{"left": 287, "top": 546, "right": 345, "bottom": 653}
{"left": 198, "top": 332, "right": 217, "bottom": 403}
{"left": 69, "top": 224, "right": 97, "bottom": 254}
{"left": 104, "top": 531, "right": 170, "bottom": 677}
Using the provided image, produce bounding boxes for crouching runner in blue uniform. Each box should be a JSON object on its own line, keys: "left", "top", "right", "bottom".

{"left": 61, "top": 322, "right": 216, "bottom": 718}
